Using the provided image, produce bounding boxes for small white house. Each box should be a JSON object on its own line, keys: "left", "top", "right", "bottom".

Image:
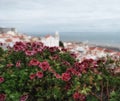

{"left": 6, "top": 31, "right": 16, "bottom": 36}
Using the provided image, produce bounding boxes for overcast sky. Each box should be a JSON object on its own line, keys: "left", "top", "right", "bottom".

{"left": 0, "top": 0, "right": 120, "bottom": 32}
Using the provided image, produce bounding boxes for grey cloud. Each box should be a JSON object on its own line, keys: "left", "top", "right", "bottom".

{"left": 0, "top": 0, "right": 120, "bottom": 32}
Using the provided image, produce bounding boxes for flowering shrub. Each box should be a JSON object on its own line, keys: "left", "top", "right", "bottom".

{"left": 0, "top": 42, "right": 120, "bottom": 101}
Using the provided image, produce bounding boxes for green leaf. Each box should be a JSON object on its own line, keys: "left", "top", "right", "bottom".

{"left": 86, "top": 95, "right": 99, "bottom": 101}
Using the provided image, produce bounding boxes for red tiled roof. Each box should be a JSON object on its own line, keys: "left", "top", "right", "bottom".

{"left": 45, "top": 35, "right": 51, "bottom": 38}
{"left": 5, "top": 38, "right": 12, "bottom": 42}
{"left": 96, "top": 47, "right": 105, "bottom": 51}
{"left": 114, "top": 52, "right": 120, "bottom": 56}
{"left": 89, "top": 47, "right": 96, "bottom": 50}
{"left": 104, "top": 49, "right": 115, "bottom": 53}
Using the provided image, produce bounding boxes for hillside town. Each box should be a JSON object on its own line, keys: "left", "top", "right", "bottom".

{"left": 0, "top": 27, "right": 120, "bottom": 62}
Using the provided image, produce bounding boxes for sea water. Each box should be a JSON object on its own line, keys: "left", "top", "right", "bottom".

{"left": 27, "top": 32, "right": 120, "bottom": 46}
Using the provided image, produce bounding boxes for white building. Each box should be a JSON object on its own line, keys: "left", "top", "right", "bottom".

{"left": 6, "top": 31, "right": 16, "bottom": 36}
{"left": 41, "top": 32, "right": 60, "bottom": 47}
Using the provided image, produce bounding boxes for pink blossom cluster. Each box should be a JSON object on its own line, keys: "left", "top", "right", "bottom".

{"left": 0, "top": 94, "right": 6, "bottom": 101}
{"left": 73, "top": 92, "right": 86, "bottom": 101}
{"left": 1, "top": 41, "right": 113, "bottom": 101}
{"left": 0, "top": 76, "right": 4, "bottom": 84}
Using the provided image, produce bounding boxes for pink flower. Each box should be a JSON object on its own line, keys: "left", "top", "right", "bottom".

{"left": 25, "top": 50, "right": 36, "bottom": 56}
{"left": 31, "top": 42, "right": 43, "bottom": 49}
{"left": 20, "top": 94, "right": 28, "bottom": 101}
{"left": 13, "top": 42, "right": 26, "bottom": 52}
{"left": 73, "top": 92, "right": 86, "bottom": 101}
{"left": 0, "top": 77, "right": 4, "bottom": 83}
{"left": 49, "top": 47, "right": 59, "bottom": 53}
{"left": 73, "top": 92, "right": 80, "bottom": 100}
{"left": 29, "top": 59, "right": 40, "bottom": 66}
{"left": 13, "top": 45, "right": 21, "bottom": 52}
{"left": 29, "top": 74, "right": 36, "bottom": 80}
{"left": 48, "top": 67, "right": 56, "bottom": 74}
{"left": 61, "top": 48, "right": 67, "bottom": 52}
{"left": 52, "top": 54, "right": 59, "bottom": 60}
{"left": 16, "top": 60, "right": 21, "bottom": 68}
{"left": 39, "top": 61, "right": 50, "bottom": 71}
{"left": 0, "top": 43, "right": 3, "bottom": 46}
{"left": 0, "top": 94, "right": 6, "bottom": 101}
{"left": 36, "top": 71, "right": 43, "bottom": 78}
{"left": 6, "top": 63, "right": 13, "bottom": 67}
{"left": 64, "top": 82, "right": 71, "bottom": 90}
{"left": 70, "top": 53, "right": 77, "bottom": 58}
{"left": 54, "top": 73, "right": 61, "bottom": 79}
{"left": 67, "top": 68, "right": 81, "bottom": 76}
{"left": 37, "top": 42, "right": 44, "bottom": 48}
{"left": 36, "top": 48, "right": 43, "bottom": 53}
{"left": 61, "top": 73, "right": 71, "bottom": 82}
{"left": 79, "top": 94, "right": 86, "bottom": 101}
{"left": 62, "top": 61, "right": 71, "bottom": 66}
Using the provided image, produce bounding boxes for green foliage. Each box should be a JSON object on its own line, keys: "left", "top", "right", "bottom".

{"left": 110, "top": 91, "right": 120, "bottom": 101}
{"left": 86, "top": 95, "right": 99, "bottom": 101}
{"left": 0, "top": 47, "right": 4, "bottom": 57}
{"left": 59, "top": 41, "right": 64, "bottom": 47}
{"left": 0, "top": 42, "right": 120, "bottom": 101}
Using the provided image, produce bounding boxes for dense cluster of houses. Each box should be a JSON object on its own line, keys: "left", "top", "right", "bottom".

{"left": 0, "top": 27, "right": 60, "bottom": 48}
{"left": 0, "top": 27, "right": 120, "bottom": 61}
{"left": 64, "top": 42, "right": 120, "bottom": 61}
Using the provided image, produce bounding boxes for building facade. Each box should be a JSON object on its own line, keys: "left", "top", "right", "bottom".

{"left": 0, "top": 27, "right": 16, "bottom": 34}
{"left": 41, "top": 32, "right": 60, "bottom": 47}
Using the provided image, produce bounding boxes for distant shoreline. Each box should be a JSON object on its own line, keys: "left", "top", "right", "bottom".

{"left": 64, "top": 41, "right": 120, "bottom": 52}
{"left": 88, "top": 43, "right": 120, "bottom": 52}
{"left": 95, "top": 45, "right": 120, "bottom": 52}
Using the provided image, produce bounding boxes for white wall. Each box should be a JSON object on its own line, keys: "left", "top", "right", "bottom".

{"left": 41, "top": 36, "right": 59, "bottom": 47}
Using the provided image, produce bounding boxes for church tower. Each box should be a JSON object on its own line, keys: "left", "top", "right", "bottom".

{"left": 54, "top": 31, "right": 60, "bottom": 46}
{"left": 55, "top": 31, "right": 59, "bottom": 40}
